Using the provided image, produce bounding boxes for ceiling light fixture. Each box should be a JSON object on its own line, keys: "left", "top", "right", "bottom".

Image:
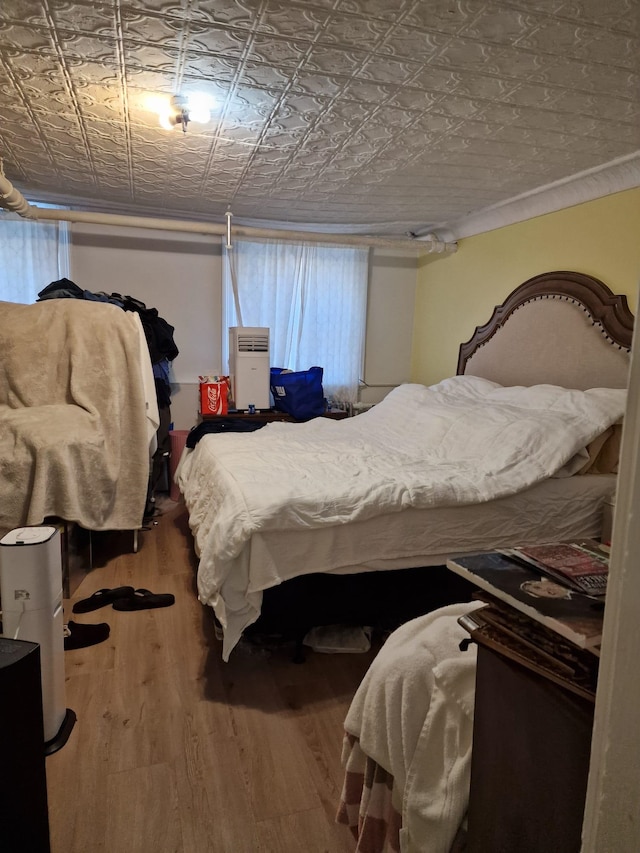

{"left": 152, "top": 93, "right": 214, "bottom": 133}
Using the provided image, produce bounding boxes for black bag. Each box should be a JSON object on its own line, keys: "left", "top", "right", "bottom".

{"left": 270, "top": 367, "right": 325, "bottom": 420}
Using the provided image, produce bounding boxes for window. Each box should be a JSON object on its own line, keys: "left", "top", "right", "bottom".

{"left": 0, "top": 212, "right": 70, "bottom": 304}
{"left": 223, "top": 239, "right": 369, "bottom": 402}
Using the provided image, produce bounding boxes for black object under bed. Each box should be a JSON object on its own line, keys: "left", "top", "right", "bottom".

{"left": 244, "top": 564, "right": 476, "bottom": 662}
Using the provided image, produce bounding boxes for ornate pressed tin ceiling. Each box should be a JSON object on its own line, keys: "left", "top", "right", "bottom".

{"left": 0, "top": 0, "right": 638, "bottom": 237}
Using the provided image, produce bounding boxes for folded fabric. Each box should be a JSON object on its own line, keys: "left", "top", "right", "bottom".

{"left": 72, "top": 587, "right": 135, "bottom": 613}
{"left": 64, "top": 620, "right": 110, "bottom": 650}
{"left": 112, "top": 588, "right": 175, "bottom": 610}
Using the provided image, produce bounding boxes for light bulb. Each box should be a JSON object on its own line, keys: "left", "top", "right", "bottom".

{"left": 188, "top": 107, "right": 210, "bottom": 124}
{"left": 159, "top": 111, "right": 175, "bottom": 131}
{"left": 186, "top": 93, "right": 214, "bottom": 124}
{"left": 146, "top": 94, "right": 170, "bottom": 114}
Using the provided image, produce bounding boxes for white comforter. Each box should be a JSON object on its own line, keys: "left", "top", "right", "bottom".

{"left": 176, "top": 376, "right": 626, "bottom": 659}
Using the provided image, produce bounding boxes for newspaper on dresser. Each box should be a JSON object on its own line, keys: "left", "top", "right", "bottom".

{"left": 499, "top": 539, "right": 609, "bottom": 596}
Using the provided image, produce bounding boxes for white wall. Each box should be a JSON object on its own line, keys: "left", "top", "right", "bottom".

{"left": 70, "top": 225, "right": 417, "bottom": 427}
{"left": 363, "top": 249, "right": 417, "bottom": 404}
{"left": 70, "top": 223, "right": 222, "bottom": 429}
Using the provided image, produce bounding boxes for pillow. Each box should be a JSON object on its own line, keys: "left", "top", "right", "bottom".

{"left": 553, "top": 422, "right": 622, "bottom": 478}
{"left": 576, "top": 422, "right": 622, "bottom": 475}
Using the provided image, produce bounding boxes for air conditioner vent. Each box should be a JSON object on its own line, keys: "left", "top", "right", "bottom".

{"left": 237, "top": 333, "right": 269, "bottom": 352}
{"left": 228, "top": 326, "right": 271, "bottom": 409}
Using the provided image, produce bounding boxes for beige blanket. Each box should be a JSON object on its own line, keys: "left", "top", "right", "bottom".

{"left": 0, "top": 299, "right": 153, "bottom": 533}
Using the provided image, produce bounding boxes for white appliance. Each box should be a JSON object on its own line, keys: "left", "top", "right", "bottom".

{"left": 0, "top": 526, "right": 70, "bottom": 748}
{"left": 228, "top": 326, "right": 271, "bottom": 410}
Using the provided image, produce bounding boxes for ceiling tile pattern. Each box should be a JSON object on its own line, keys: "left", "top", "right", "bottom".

{"left": 0, "top": 0, "right": 638, "bottom": 234}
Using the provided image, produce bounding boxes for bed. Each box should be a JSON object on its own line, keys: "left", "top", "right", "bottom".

{"left": 175, "top": 271, "right": 633, "bottom": 662}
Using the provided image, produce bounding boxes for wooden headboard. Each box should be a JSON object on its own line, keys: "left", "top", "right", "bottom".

{"left": 457, "top": 271, "right": 634, "bottom": 390}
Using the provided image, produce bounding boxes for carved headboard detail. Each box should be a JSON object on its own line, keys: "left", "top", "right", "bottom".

{"left": 457, "top": 271, "right": 634, "bottom": 390}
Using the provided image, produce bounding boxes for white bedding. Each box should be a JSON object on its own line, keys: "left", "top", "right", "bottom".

{"left": 176, "top": 377, "right": 626, "bottom": 659}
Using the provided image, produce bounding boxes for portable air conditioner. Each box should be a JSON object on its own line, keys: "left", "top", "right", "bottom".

{"left": 228, "top": 326, "right": 271, "bottom": 410}
{"left": 0, "top": 526, "right": 75, "bottom": 753}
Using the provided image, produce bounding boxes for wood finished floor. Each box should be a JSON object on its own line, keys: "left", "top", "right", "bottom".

{"left": 47, "top": 500, "right": 378, "bottom": 853}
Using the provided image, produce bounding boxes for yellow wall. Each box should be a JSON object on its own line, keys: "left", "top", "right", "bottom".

{"left": 411, "top": 188, "right": 640, "bottom": 385}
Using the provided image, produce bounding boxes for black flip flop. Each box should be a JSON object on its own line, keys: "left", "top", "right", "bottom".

{"left": 72, "top": 587, "right": 135, "bottom": 613}
{"left": 112, "top": 588, "right": 175, "bottom": 611}
{"left": 64, "top": 620, "right": 110, "bottom": 650}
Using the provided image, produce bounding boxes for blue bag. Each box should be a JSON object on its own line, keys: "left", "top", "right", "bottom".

{"left": 270, "top": 366, "right": 325, "bottom": 420}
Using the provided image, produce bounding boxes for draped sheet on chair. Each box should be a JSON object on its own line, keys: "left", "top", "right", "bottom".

{"left": 0, "top": 298, "right": 158, "bottom": 534}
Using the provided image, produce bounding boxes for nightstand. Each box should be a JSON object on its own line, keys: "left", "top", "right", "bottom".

{"left": 200, "top": 408, "right": 348, "bottom": 425}
{"left": 462, "top": 605, "right": 595, "bottom": 853}
{"left": 448, "top": 547, "right": 603, "bottom": 853}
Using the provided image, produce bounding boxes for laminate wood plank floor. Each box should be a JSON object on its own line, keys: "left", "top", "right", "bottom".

{"left": 46, "top": 499, "right": 379, "bottom": 853}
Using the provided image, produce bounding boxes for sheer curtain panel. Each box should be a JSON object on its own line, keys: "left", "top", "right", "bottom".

{"left": 223, "top": 239, "right": 368, "bottom": 402}
{"left": 0, "top": 213, "right": 70, "bottom": 304}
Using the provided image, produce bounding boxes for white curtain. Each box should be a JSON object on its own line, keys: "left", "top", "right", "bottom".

{"left": 0, "top": 213, "right": 70, "bottom": 304}
{"left": 222, "top": 239, "right": 369, "bottom": 403}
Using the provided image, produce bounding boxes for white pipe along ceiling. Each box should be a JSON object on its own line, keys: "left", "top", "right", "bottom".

{"left": 0, "top": 167, "right": 32, "bottom": 217}
{"left": 0, "top": 163, "right": 456, "bottom": 255}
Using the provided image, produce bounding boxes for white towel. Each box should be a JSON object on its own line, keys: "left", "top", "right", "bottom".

{"left": 400, "top": 654, "right": 478, "bottom": 853}
{"left": 344, "top": 600, "right": 483, "bottom": 829}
